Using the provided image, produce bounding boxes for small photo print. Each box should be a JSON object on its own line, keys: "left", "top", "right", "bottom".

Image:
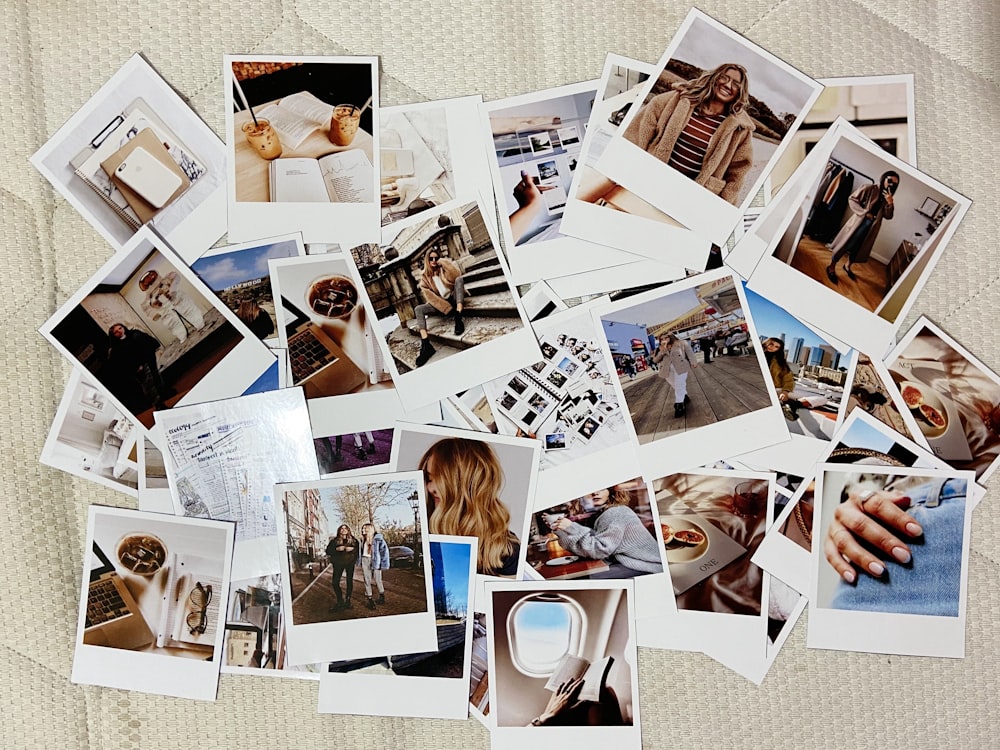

{"left": 528, "top": 393, "right": 550, "bottom": 412}
{"left": 317, "top": 536, "right": 478, "bottom": 720}
{"left": 29, "top": 54, "right": 226, "bottom": 259}
{"left": 190, "top": 234, "right": 303, "bottom": 345}
{"left": 547, "top": 370, "right": 568, "bottom": 388}
{"left": 578, "top": 416, "right": 601, "bottom": 440}
{"left": 71, "top": 506, "right": 234, "bottom": 701}
{"left": 527, "top": 478, "right": 665, "bottom": 581}
{"left": 653, "top": 471, "right": 768, "bottom": 612}
{"left": 545, "top": 433, "right": 567, "bottom": 451}
{"left": 523, "top": 409, "right": 538, "bottom": 426}
{"left": 500, "top": 393, "right": 518, "bottom": 411}
{"left": 557, "top": 126, "right": 580, "bottom": 146}
{"left": 42, "top": 229, "right": 271, "bottom": 431}
{"left": 275, "top": 472, "right": 438, "bottom": 665}
{"left": 613, "top": 9, "right": 819, "bottom": 208}
{"left": 886, "top": 318, "right": 1000, "bottom": 481}
{"left": 269, "top": 252, "right": 387, "bottom": 399}
{"left": 529, "top": 132, "right": 553, "bottom": 154}
{"left": 41, "top": 370, "right": 140, "bottom": 495}
{"left": 314, "top": 429, "right": 393, "bottom": 475}
{"left": 487, "top": 580, "right": 639, "bottom": 737}
{"left": 488, "top": 84, "right": 594, "bottom": 246}
{"left": 509, "top": 376, "right": 529, "bottom": 395}
{"left": 531, "top": 360, "right": 548, "bottom": 373}
{"left": 392, "top": 425, "right": 540, "bottom": 580}
{"left": 769, "top": 132, "right": 964, "bottom": 318}
{"left": 280, "top": 478, "right": 431, "bottom": 625}
{"left": 541, "top": 342, "right": 558, "bottom": 360}
{"left": 600, "top": 274, "right": 771, "bottom": 444}
{"left": 815, "top": 467, "right": 969, "bottom": 617}
{"left": 355, "top": 200, "right": 529, "bottom": 378}
{"left": 744, "top": 286, "right": 851, "bottom": 441}
{"left": 223, "top": 573, "right": 325, "bottom": 676}
{"left": 228, "top": 58, "right": 376, "bottom": 204}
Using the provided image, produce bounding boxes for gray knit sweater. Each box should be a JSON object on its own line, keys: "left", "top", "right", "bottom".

{"left": 555, "top": 505, "right": 663, "bottom": 572}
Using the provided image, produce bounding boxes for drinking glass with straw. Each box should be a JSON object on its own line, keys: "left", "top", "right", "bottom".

{"left": 328, "top": 95, "right": 372, "bottom": 147}
{"left": 233, "top": 71, "right": 282, "bottom": 159}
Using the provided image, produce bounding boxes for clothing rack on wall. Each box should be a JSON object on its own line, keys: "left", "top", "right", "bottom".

{"left": 826, "top": 157, "right": 874, "bottom": 184}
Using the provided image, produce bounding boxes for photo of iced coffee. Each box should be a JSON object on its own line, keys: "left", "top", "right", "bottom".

{"left": 329, "top": 104, "right": 361, "bottom": 146}
{"left": 242, "top": 119, "right": 282, "bottom": 159}
{"left": 307, "top": 274, "right": 358, "bottom": 319}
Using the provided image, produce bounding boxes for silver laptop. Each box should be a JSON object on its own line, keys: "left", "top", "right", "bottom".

{"left": 83, "top": 541, "right": 154, "bottom": 650}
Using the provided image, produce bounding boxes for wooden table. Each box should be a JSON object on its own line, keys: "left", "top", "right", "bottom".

{"left": 233, "top": 101, "right": 374, "bottom": 203}
{"left": 532, "top": 556, "right": 610, "bottom": 580}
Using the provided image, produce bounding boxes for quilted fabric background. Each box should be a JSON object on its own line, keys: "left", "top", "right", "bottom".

{"left": 3, "top": 1, "right": 998, "bottom": 747}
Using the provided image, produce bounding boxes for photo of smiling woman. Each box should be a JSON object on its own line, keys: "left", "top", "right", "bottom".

{"left": 419, "top": 438, "right": 520, "bottom": 577}
{"left": 622, "top": 63, "right": 754, "bottom": 205}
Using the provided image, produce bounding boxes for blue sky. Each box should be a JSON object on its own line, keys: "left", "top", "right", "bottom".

{"left": 190, "top": 239, "right": 299, "bottom": 291}
{"left": 434, "top": 541, "right": 472, "bottom": 613}
{"left": 743, "top": 285, "right": 834, "bottom": 349}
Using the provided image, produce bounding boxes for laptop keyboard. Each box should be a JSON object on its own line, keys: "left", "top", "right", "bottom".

{"left": 289, "top": 328, "right": 337, "bottom": 382}
{"left": 86, "top": 577, "right": 129, "bottom": 627}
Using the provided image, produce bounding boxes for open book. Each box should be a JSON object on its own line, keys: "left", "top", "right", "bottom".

{"left": 156, "top": 553, "right": 222, "bottom": 651}
{"left": 269, "top": 150, "right": 374, "bottom": 204}
{"left": 544, "top": 654, "right": 614, "bottom": 704}
{"left": 257, "top": 91, "right": 334, "bottom": 150}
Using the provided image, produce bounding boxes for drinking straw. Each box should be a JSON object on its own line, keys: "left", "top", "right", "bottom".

{"left": 232, "top": 71, "right": 259, "bottom": 127}
{"left": 358, "top": 95, "right": 373, "bottom": 115}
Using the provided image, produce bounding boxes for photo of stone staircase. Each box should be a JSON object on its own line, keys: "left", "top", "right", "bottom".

{"left": 354, "top": 201, "right": 526, "bottom": 373}
{"left": 390, "top": 251, "right": 524, "bottom": 371}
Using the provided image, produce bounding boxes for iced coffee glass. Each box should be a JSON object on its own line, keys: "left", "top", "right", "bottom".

{"left": 306, "top": 274, "right": 358, "bottom": 320}
{"left": 242, "top": 119, "right": 282, "bottom": 160}
{"left": 329, "top": 104, "right": 361, "bottom": 146}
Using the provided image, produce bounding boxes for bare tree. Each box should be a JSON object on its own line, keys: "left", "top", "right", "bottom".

{"left": 328, "top": 480, "right": 415, "bottom": 535}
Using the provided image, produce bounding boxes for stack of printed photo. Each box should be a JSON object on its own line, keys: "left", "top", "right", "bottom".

{"left": 30, "top": 6, "right": 995, "bottom": 746}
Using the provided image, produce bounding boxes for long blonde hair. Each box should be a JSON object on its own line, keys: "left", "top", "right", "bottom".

{"left": 418, "top": 438, "right": 514, "bottom": 574}
{"left": 674, "top": 63, "right": 750, "bottom": 116}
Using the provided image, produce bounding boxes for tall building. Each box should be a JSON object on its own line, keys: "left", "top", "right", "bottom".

{"left": 798, "top": 345, "right": 812, "bottom": 367}
{"left": 429, "top": 542, "right": 448, "bottom": 617}
{"left": 818, "top": 345, "right": 837, "bottom": 368}
{"left": 790, "top": 337, "right": 804, "bottom": 364}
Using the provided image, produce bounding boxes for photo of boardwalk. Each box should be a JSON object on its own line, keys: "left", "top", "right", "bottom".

{"left": 601, "top": 276, "right": 771, "bottom": 442}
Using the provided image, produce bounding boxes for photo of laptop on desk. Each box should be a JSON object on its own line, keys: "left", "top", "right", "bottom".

{"left": 84, "top": 541, "right": 155, "bottom": 650}
{"left": 283, "top": 295, "right": 367, "bottom": 398}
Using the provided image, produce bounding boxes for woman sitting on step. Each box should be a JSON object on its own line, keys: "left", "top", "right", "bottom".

{"left": 413, "top": 250, "right": 468, "bottom": 367}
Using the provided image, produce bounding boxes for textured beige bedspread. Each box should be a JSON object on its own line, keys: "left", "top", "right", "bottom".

{"left": 4, "top": 1, "right": 998, "bottom": 747}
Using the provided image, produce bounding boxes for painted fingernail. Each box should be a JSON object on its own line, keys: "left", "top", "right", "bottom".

{"left": 868, "top": 561, "right": 885, "bottom": 576}
{"left": 842, "top": 568, "right": 856, "bottom": 584}
{"left": 891, "top": 547, "right": 911, "bottom": 564}
{"left": 906, "top": 522, "right": 923, "bottom": 536}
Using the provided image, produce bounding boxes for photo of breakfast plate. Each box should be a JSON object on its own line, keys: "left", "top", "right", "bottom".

{"left": 673, "top": 528, "right": 706, "bottom": 546}
{"left": 660, "top": 522, "right": 674, "bottom": 545}
{"left": 660, "top": 515, "right": 710, "bottom": 564}
{"left": 898, "top": 380, "right": 949, "bottom": 438}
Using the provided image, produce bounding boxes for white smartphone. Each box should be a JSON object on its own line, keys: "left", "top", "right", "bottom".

{"left": 115, "top": 147, "right": 183, "bottom": 208}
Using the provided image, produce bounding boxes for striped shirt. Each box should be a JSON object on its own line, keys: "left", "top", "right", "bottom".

{"left": 668, "top": 111, "right": 726, "bottom": 179}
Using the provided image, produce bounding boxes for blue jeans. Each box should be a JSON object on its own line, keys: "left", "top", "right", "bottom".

{"left": 830, "top": 478, "right": 967, "bottom": 616}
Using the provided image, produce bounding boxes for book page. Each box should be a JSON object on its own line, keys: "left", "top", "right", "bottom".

{"left": 543, "top": 653, "right": 589, "bottom": 691}
{"left": 269, "top": 158, "right": 330, "bottom": 203}
{"left": 170, "top": 572, "right": 222, "bottom": 648}
{"left": 258, "top": 94, "right": 329, "bottom": 150}
{"left": 319, "top": 150, "right": 375, "bottom": 203}
{"left": 578, "top": 655, "right": 613, "bottom": 703}
{"left": 277, "top": 91, "right": 333, "bottom": 124}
